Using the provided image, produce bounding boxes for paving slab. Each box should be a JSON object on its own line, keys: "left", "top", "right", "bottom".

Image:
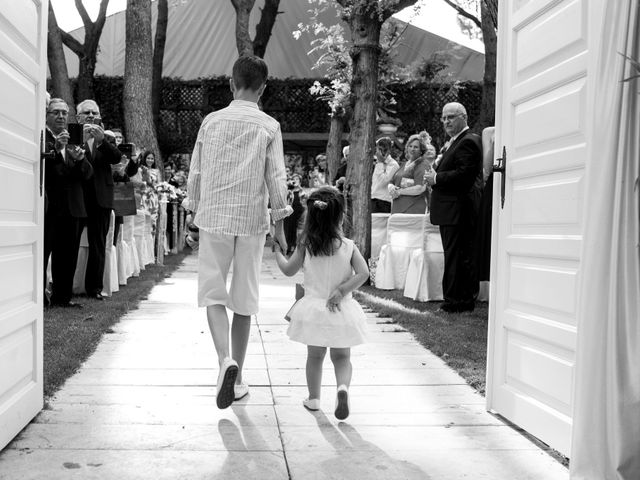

{"left": 0, "top": 250, "right": 568, "bottom": 479}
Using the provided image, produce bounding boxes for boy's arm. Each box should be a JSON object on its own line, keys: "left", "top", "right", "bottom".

{"left": 264, "top": 124, "right": 293, "bottom": 243}
{"left": 326, "top": 244, "right": 370, "bottom": 312}
{"left": 186, "top": 131, "right": 203, "bottom": 215}
{"left": 274, "top": 243, "right": 304, "bottom": 276}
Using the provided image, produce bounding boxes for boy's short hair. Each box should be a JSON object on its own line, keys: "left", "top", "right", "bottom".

{"left": 232, "top": 55, "right": 268, "bottom": 91}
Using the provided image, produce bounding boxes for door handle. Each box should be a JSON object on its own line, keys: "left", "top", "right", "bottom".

{"left": 493, "top": 146, "right": 506, "bottom": 209}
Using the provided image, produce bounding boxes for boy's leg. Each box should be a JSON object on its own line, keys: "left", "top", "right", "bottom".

{"left": 330, "top": 347, "right": 352, "bottom": 388}
{"left": 307, "top": 346, "right": 327, "bottom": 400}
{"left": 206, "top": 305, "right": 231, "bottom": 365}
{"left": 231, "top": 313, "right": 251, "bottom": 383}
{"left": 228, "top": 234, "right": 266, "bottom": 384}
{"left": 199, "top": 231, "right": 235, "bottom": 364}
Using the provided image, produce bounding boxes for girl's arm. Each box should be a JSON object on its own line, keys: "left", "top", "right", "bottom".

{"left": 326, "top": 244, "right": 370, "bottom": 312}
{"left": 274, "top": 242, "right": 304, "bottom": 276}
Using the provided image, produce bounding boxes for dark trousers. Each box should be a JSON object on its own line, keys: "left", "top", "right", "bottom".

{"left": 439, "top": 222, "right": 478, "bottom": 308}
{"left": 45, "top": 212, "right": 83, "bottom": 304}
{"left": 85, "top": 207, "right": 112, "bottom": 296}
{"left": 371, "top": 198, "right": 391, "bottom": 213}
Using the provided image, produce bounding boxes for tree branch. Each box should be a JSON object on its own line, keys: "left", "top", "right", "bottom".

{"left": 95, "top": 0, "right": 110, "bottom": 28}
{"left": 381, "top": 0, "right": 419, "bottom": 20}
{"left": 441, "top": 0, "right": 481, "bottom": 29}
{"left": 74, "top": 0, "right": 92, "bottom": 28}
{"left": 253, "top": 0, "right": 280, "bottom": 58}
{"left": 60, "top": 30, "right": 84, "bottom": 55}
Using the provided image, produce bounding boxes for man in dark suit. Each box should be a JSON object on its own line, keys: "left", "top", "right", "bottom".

{"left": 425, "top": 102, "right": 483, "bottom": 313}
{"left": 77, "top": 100, "right": 122, "bottom": 300}
{"left": 44, "top": 98, "right": 93, "bottom": 308}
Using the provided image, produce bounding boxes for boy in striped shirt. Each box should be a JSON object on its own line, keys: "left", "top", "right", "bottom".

{"left": 187, "top": 56, "right": 292, "bottom": 409}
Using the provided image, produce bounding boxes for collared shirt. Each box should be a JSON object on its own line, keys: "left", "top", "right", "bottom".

{"left": 371, "top": 155, "right": 400, "bottom": 202}
{"left": 187, "top": 99, "right": 292, "bottom": 235}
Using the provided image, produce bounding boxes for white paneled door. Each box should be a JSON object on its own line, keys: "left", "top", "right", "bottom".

{"left": 487, "top": 0, "right": 589, "bottom": 456}
{"left": 0, "top": 1, "right": 48, "bottom": 450}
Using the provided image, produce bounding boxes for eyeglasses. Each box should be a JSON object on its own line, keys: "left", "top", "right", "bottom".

{"left": 440, "top": 113, "right": 463, "bottom": 123}
{"left": 47, "top": 109, "right": 68, "bottom": 116}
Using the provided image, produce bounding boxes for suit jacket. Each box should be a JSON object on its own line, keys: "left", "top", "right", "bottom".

{"left": 429, "top": 129, "right": 483, "bottom": 226}
{"left": 83, "top": 138, "right": 122, "bottom": 210}
{"left": 44, "top": 129, "right": 93, "bottom": 217}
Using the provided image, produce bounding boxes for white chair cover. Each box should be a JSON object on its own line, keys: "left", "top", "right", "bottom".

{"left": 133, "top": 209, "right": 148, "bottom": 270}
{"left": 371, "top": 213, "right": 390, "bottom": 260}
{"left": 403, "top": 215, "right": 444, "bottom": 301}
{"left": 102, "top": 211, "right": 119, "bottom": 296}
{"left": 116, "top": 221, "right": 129, "bottom": 286}
{"left": 123, "top": 215, "right": 140, "bottom": 278}
{"left": 144, "top": 214, "right": 156, "bottom": 265}
{"left": 72, "top": 227, "right": 89, "bottom": 294}
{"left": 375, "top": 213, "right": 425, "bottom": 290}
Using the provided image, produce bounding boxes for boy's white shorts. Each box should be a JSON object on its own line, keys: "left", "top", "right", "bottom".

{"left": 197, "top": 230, "right": 266, "bottom": 315}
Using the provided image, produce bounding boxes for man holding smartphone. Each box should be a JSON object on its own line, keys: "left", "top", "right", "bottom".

{"left": 44, "top": 98, "right": 93, "bottom": 308}
{"left": 77, "top": 99, "right": 122, "bottom": 300}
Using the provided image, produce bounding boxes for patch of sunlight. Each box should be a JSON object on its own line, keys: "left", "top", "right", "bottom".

{"left": 355, "top": 291, "right": 434, "bottom": 317}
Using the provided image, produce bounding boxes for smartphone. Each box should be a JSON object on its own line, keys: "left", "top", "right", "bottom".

{"left": 67, "top": 123, "right": 83, "bottom": 146}
{"left": 118, "top": 142, "right": 135, "bottom": 160}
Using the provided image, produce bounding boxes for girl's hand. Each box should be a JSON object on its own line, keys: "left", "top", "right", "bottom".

{"left": 272, "top": 238, "right": 284, "bottom": 254}
{"left": 326, "top": 289, "right": 343, "bottom": 313}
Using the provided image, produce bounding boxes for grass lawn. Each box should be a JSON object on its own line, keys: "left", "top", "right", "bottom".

{"left": 43, "top": 250, "right": 191, "bottom": 401}
{"left": 354, "top": 285, "right": 489, "bottom": 395}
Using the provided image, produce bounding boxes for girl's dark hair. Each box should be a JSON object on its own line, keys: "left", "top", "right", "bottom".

{"left": 300, "top": 186, "right": 344, "bottom": 256}
{"left": 141, "top": 150, "right": 156, "bottom": 168}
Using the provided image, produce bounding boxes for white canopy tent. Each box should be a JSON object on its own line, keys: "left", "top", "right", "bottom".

{"left": 61, "top": 0, "right": 484, "bottom": 81}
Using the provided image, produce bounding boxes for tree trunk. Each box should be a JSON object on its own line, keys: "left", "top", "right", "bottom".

{"left": 124, "top": 0, "right": 161, "bottom": 165}
{"left": 345, "top": 12, "right": 382, "bottom": 259}
{"left": 77, "top": 54, "right": 97, "bottom": 102}
{"left": 253, "top": 0, "right": 280, "bottom": 58}
{"left": 152, "top": 0, "right": 169, "bottom": 131}
{"left": 474, "top": 0, "right": 497, "bottom": 132}
{"left": 47, "top": 3, "right": 76, "bottom": 118}
{"left": 231, "top": 0, "right": 255, "bottom": 56}
{"left": 326, "top": 114, "right": 344, "bottom": 184}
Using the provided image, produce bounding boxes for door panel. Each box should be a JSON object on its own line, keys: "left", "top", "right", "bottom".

{"left": 488, "top": 0, "right": 590, "bottom": 456}
{"left": 0, "top": 0, "right": 47, "bottom": 450}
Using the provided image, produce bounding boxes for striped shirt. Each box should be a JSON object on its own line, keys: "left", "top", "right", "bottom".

{"left": 187, "top": 100, "right": 292, "bottom": 235}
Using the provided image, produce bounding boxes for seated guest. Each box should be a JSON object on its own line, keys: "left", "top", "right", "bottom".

{"left": 389, "top": 131, "right": 433, "bottom": 214}
{"left": 370, "top": 137, "right": 400, "bottom": 213}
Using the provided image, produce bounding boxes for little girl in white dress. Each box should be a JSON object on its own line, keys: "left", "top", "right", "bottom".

{"left": 274, "top": 186, "right": 369, "bottom": 420}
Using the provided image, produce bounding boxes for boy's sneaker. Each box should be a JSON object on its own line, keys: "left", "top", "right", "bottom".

{"left": 216, "top": 358, "right": 238, "bottom": 409}
{"left": 334, "top": 385, "right": 350, "bottom": 420}
{"left": 234, "top": 382, "right": 249, "bottom": 401}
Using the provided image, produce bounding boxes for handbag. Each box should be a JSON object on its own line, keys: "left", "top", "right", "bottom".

{"left": 112, "top": 182, "right": 137, "bottom": 216}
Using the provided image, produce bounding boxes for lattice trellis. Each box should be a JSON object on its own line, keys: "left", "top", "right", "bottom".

{"left": 79, "top": 76, "right": 483, "bottom": 156}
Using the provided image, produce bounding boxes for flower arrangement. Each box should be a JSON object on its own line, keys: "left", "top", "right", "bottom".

{"left": 155, "top": 181, "right": 178, "bottom": 200}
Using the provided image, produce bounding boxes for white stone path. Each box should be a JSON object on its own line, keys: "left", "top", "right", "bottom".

{"left": 0, "top": 250, "right": 569, "bottom": 479}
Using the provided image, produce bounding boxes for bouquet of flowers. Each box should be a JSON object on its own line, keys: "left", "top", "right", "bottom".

{"left": 155, "top": 181, "right": 178, "bottom": 201}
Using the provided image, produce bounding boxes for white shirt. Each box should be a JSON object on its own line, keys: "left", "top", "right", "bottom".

{"left": 371, "top": 155, "right": 400, "bottom": 202}
{"left": 187, "top": 100, "right": 292, "bottom": 235}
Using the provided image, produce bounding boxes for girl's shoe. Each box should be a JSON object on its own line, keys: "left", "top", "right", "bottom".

{"left": 234, "top": 382, "right": 249, "bottom": 401}
{"left": 334, "top": 385, "right": 350, "bottom": 420}
{"left": 303, "top": 398, "right": 321, "bottom": 411}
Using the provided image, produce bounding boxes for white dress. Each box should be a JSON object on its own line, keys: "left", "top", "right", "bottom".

{"left": 286, "top": 238, "right": 368, "bottom": 348}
